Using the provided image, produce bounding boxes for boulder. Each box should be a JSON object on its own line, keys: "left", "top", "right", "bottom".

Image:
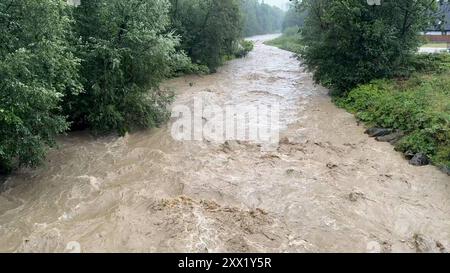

{"left": 365, "top": 128, "right": 393, "bottom": 137}
{"left": 375, "top": 131, "right": 404, "bottom": 144}
{"left": 409, "top": 153, "right": 430, "bottom": 166}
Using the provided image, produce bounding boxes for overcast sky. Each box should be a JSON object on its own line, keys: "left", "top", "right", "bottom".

{"left": 263, "top": 0, "right": 291, "bottom": 10}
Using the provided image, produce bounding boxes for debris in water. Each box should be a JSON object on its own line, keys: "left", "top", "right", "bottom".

{"left": 286, "top": 169, "right": 296, "bottom": 175}
{"left": 348, "top": 191, "right": 365, "bottom": 202}
{"left": 326, "top": 163, "right": 338, "bottom": 169}
{"left": 436, "top": 241, "right": 447, "bottom": 253}
{"left": 375, "top": 131, "right": 404, "bottom": 144}
{"left": 221, "top": 140, "right": 241, "bottom": 153}
{"left": 260, "top": 154, "right": 281, "bottom": 160}
{"left": 412, "top": 234, "right": 433, "bottom": 253}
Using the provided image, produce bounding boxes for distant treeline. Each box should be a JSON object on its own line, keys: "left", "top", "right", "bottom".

{"left": 241, "top": 0, "right": 285, "bottom": 37}
{"left": 282, "top": 4, "right": 306, "bottom": 31}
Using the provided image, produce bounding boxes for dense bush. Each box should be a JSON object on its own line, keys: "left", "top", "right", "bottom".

{"left": 170, "top": 0, "right": 243, "bottom": 71}
{"left": 298, "top": 0, "right": 439, "bottom": 95}
{"left": 0, "top": 0, "right": 81, "bottom": 172}
{"left": 234, "top": 40, "right": 254, "bottom": 58}
{"left": 336, "top": 56, "right": 450, "bottom": 168}
{"left": 67, "top": 0, "right": 188, "bottom": 134}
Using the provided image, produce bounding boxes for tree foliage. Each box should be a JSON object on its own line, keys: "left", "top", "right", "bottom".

{"left": 298, "top": 0, "right": 439, "bottom": 95}
{"left": 170, "top": 0, "right": 243, "bottom": 71}
{"left": 68, "top": 0, "right": 186, "bottom": 134}
{"left": 0, "top": 0, "right": 258, "bottom": 173}
{"left": 0, "top": 0, "right": 80, "bottom": 172}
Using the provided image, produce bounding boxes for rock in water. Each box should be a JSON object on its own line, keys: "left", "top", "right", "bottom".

{"left": 365, "top": 128, "right": 393, "bottom": 137}
{"left": 409, "top": 153, "right": 430, "bottom": 166}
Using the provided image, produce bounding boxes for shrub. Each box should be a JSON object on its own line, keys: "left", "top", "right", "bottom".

{"left": 233, "top": 40, "right": 254, "bottom": 58}
{"left": 67, "top": 0, "right": 187, "bottom": 134}
{"left": 169, "top": 0, "right": 243, "bottom": 72}
{"left": 298, "top": 0, "right": 439, "bottom": 95}
{"left": 411, "top": 53, "right": 450, "bottom": 74}
{"left": 0, "top": 0, "right": 81, "bottom": 172}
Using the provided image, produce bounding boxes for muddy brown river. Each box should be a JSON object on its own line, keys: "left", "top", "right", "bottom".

{"left": 0, "top": 35, "right": 449, "bottom": 253}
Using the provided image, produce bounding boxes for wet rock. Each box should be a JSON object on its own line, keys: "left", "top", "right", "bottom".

{"left": 440, "top": 166, "right": 450, "bottom": 176}
{"left": 365, "top": 128, "right": 393, "bottom": 138}
{"left": 409, "top": 153, "right": 430, "bottom": 166}
{"left": 375, "top": 131, "right": 404, "bottom": 144}
{"left": 286, "top": 169, "right": 302, "bottom": 176}
{"left": 260, "top": 154, "right": 281, "bottom": 160}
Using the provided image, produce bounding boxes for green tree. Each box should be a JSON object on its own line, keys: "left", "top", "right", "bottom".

{"left": 298, "top": 0, "right": 439, "bottom": 95}
{"left": 0, "top": 0, "right": 81, "bottom": 173}
{"left": 68, "top": 0, "right": 188, "bottom": 134}
{"left": 170, "top": 0, "right": 243, "bottom": 71}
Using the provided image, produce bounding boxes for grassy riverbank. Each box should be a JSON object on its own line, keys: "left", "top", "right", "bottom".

{"left": 336, "top": 54, "right": 450, "bottom": 170}
{"left": 264, "top": 27, "right": 302, "bottom": 54}
{"left": 267, "top": 34, "right": 450, "bottom": 171}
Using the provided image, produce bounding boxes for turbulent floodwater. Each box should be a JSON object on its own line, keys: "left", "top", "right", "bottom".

{"left": 0, "top": 35, "right": 449, "bottom": 253}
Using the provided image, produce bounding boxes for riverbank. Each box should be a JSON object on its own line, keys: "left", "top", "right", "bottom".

{"left": 266, "top": 33, "right": 450, "bottom": 173}
{"left": 0, "top": 35, "right": 449, "bottom": 252}
{"left": 264, "top": 27, "right": 302, "bottom": 54}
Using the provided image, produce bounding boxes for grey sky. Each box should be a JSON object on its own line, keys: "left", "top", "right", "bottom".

{"left": 263, "top": 0, "right": 291, "bottom": 10}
